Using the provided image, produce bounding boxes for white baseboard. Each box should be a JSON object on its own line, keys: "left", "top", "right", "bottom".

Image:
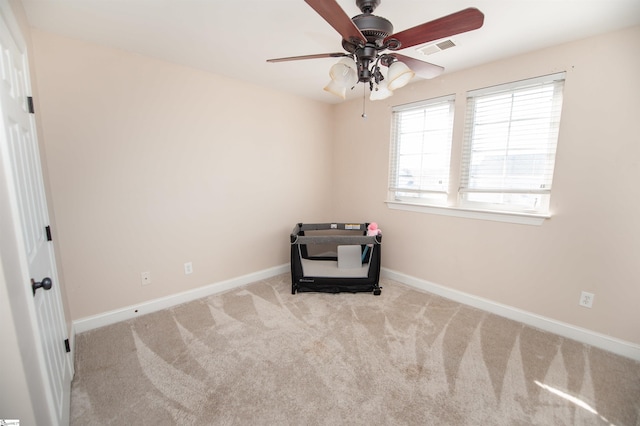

{"left": 73, "top": 264, "right": 289, "bottom": 334}
{"left": 72, "top": 264, "right": 639, "bottom": 361}
{"left": 382, "top": 268, "right": 640, "bottom": 361}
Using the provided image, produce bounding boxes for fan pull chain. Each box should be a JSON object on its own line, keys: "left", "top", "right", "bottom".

{"left": 361, "top": 84, "right": 367, "bottom": 119}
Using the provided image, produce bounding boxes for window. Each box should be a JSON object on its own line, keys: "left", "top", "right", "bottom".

{"left": 387, "top": 73, "right": 565, "bottom": 223}
{"left": 388, "top": 95, "right": 455, "bottom": 205}
{"left": 460, "top": 73, "right": 565, "bottom": 214}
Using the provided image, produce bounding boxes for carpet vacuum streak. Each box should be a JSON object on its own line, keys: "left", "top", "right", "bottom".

{"left": 71, "top": 274, "right": 640, "bottom": 425}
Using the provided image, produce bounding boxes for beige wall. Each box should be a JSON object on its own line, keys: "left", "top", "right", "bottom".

{"left": 29, "top": 25, "right": 640, "bottom": 346}
{"left": 332, "top": 26, "right": 640, "bottom": 345}
{"left": 31, "top": 31, "right": 334, "bottom": 320}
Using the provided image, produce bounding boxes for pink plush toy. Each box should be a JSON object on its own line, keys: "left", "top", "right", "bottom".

{"left": 362, "top": 222, "right": 381, "bottom": 262}
{"left": 367, "top": 222, "right": 382, "bottom": 237}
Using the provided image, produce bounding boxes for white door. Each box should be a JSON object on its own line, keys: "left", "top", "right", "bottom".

{"left": 0, "top": 6, "right": 72, "bottom": 425}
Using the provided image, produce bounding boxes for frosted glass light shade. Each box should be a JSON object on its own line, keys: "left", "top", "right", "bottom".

{"left": 329, "top": 57, "right": 358, "bottom": 88}
{"left": 370, "top": 79, "right": 393, "bottom": 101}
{"left": 323, "top": 80, "right": 347, "bottom": 99}
{"left": 387, "top": 61, "right": 415, "bottom": 91}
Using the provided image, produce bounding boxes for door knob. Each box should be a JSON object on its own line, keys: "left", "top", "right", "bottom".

{"left": 31, "top": 277, "right": 52, "bottom": 296}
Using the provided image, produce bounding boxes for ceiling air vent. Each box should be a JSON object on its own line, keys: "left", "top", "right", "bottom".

{"left": 416, "top": 39, "right": 456, "bottom": 56}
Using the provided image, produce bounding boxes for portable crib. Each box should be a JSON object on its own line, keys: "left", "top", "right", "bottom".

{"left": 290, "top": 222, "right": 382, "bottom": 295}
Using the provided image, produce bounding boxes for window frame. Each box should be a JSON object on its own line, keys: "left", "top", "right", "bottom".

{"left": 386, "top": 73, "right": 566, "bottom": 226}
{"left": 388, "top": 94, "right": 456, "bottom": 206}
{"left": 458, "top": 72, "right": 565, "bottom": 215}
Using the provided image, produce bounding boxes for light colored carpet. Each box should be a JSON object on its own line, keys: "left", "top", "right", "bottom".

{"left": 71, "top": 274, "right": 640, "bottom": 425}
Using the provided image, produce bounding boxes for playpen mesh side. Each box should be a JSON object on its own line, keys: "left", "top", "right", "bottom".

{"left": 297, "top": 245, "right": 373, "bottom": 278}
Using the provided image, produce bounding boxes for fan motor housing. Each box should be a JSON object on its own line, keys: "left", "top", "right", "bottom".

{"left": 353, "top": 14, "right": 393, "bottom": 43}
{"left": 342, "top": 13, "right": 393, "bottom": 54}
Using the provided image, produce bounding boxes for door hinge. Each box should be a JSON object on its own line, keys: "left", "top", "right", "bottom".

{"left": 45, "top": 225, "right": 52, "bottom": 241}
{"left": 27, "top": 96, "right": 35, "bottom": 114}
{"left": 64, "top": 339, "right": 71, "bottom": 353}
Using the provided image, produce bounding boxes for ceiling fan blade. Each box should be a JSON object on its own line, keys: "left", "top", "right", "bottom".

{"left": 267, "top": 53, "right": 349, "bottom": 63}
{"left": 305, "top": 0, "right": 367, "bottom": 45}
{"left": 391, "top": 54, "right": 444, "bottom": 79}
{"left": 385, "top": 8, "right": 484, "bottom": 50}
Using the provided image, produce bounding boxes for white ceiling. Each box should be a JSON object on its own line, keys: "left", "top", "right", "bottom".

{"left": 20, "top": 0, "right": 640, "bottom": 104}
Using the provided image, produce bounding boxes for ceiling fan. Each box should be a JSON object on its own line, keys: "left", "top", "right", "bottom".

{"left": 267, "top": 0, "right": 484, "bottom": 100}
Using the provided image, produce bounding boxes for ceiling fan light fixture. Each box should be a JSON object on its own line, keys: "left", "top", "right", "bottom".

{"left": 324, "top": 80, "right": 347, "bottom": 99}
{"left": 329, "top": 57, "right": 358, "bottom": 87}
{"left": 387, "top": 60, "right": 415, "bottom": 91}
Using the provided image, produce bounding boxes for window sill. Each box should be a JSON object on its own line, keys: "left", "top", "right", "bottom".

{"left": 385, "top": 201, "right": 549, "bottom": 226}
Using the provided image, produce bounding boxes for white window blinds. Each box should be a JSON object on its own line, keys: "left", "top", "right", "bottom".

{"left": 460, "top": 73, "right": 565, "bottom": 213}
{"left": 389, "top": 95, "right": 455, "bottom": 204}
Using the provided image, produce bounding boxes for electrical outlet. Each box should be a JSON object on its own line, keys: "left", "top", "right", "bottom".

{"left": 579, "top": 291, "right": 594, "bottom": 308}
{"left": 141, "top": 271, "right": 151, "bottom": 286}
{"left": 184, "top": 262, "right": 193, "bottom": 275}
